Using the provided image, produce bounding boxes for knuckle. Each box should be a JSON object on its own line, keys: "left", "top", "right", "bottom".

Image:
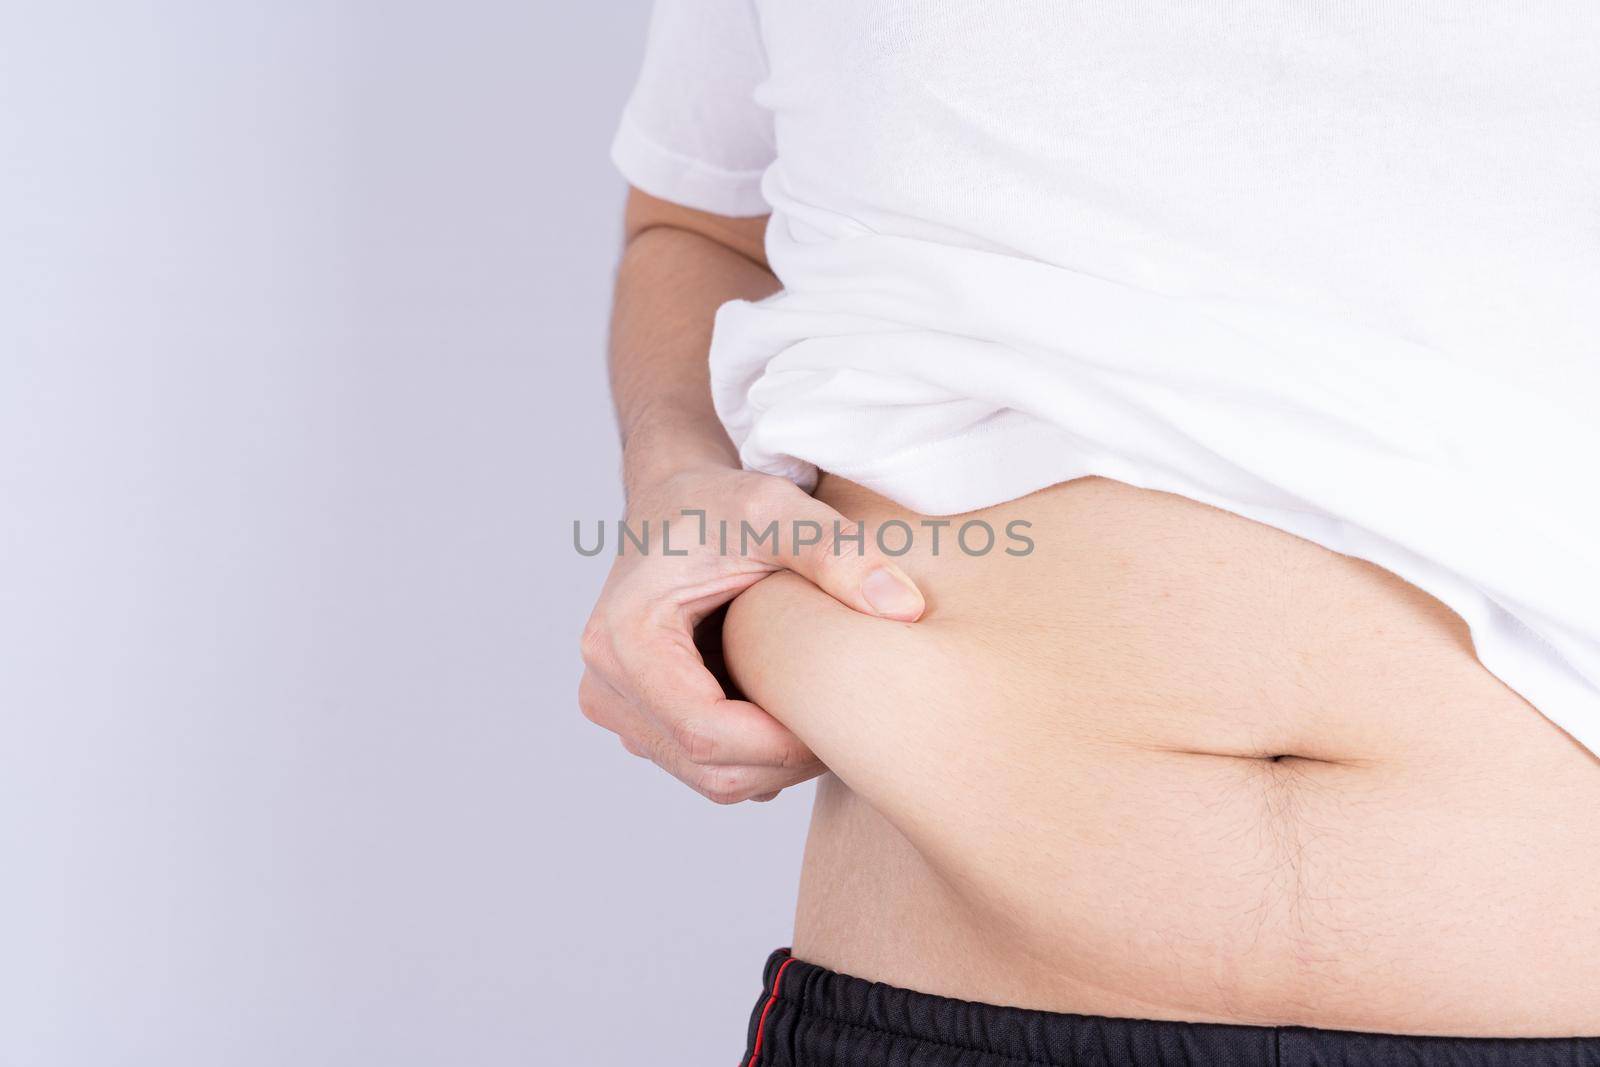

{"left": 578, "top": 617, "right": 609, "bottom": 663}
{"left": 576, "top": 675, "right": 604, "bottom": 724}
{"left": 807, "top": 544, "right": 852, "bottom": 583}
{"left": 671, "top": 715, "right": 719, "bottom": 765}
{"left": 645, "top": 730, "right": 676, "bottom": 767}
{"left": 775, "top": 741, "right": 807, "bottom": 771}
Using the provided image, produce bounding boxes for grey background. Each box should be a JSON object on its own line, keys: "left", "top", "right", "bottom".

{"left": 0, "top": 3, "right": 811, "bottom": 1064}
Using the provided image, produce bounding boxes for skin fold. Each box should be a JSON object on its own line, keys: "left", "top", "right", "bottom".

{"left": 723, "top": 473, "right": 1600, "bottom": 1036}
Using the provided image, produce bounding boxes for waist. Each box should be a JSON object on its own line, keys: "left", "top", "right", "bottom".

{"left": 721, "top": 474, "right": 1600, "bottom": 1035}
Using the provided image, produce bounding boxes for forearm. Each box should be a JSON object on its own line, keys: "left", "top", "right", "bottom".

{"left": 607, "top": 202, "right": 779, "bottom": 499}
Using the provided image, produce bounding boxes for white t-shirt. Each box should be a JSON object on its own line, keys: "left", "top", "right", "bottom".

{"left": 611, "top": 0, "right": 1600, "bottom": 757}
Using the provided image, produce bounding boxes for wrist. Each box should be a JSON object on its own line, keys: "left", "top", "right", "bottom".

{"left": 621, "top": 423, "right": 739, "bottom": 499}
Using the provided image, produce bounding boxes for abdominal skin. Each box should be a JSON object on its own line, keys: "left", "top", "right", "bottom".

{"left": 720, "top": 475, "right": 1600, "bottom": 1035}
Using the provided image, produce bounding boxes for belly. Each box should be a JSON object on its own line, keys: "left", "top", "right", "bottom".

{"left": 721, "top": 475, "right": 1600, "bottom": 1036}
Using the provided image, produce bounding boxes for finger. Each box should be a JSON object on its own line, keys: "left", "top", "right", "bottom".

{"left": 622, "top": 706, "right": 815, "bottom": 801}
{"left": 581, "top": 671, "right": 665, "bottom": 760}
{"left": 619, "top": 694, "right": 821, "bottom": 801}
{"left": 586, "top": 646, "right": 824, "bottom": 796}
{"left": 658, "top": 697, "right": 820, "bottom": 769}
{"left": 654, "top": 743, "right": 820, "bottom": 804}
{"left": 613, "top": 625, "right": 821, "bottom": 769}
{"left": 750, "top": 487, "right": 926, "bottom": 622}
{"left": 577, "top": 670, "right": 631, "bottom": 735}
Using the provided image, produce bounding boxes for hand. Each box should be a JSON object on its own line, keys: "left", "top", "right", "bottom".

{"left": 578, "top": 464, "right": 926, "bottom": 803}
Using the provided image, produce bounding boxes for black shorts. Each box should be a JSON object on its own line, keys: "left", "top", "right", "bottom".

{"left": 742, "top": 949, "right": 1600, "bottom": 1066}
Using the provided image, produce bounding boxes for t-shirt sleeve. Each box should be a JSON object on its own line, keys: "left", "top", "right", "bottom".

{"left": 610, "top": 0, "right": 775, "bottom": 217}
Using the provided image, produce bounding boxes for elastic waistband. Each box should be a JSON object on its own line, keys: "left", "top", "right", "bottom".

{"left": 743, "top": 948, "right": 1600, "bottom": 1067}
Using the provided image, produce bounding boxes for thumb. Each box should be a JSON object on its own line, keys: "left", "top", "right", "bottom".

{"left": 766, "top": 492, "right": 927, "bottom": 622}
